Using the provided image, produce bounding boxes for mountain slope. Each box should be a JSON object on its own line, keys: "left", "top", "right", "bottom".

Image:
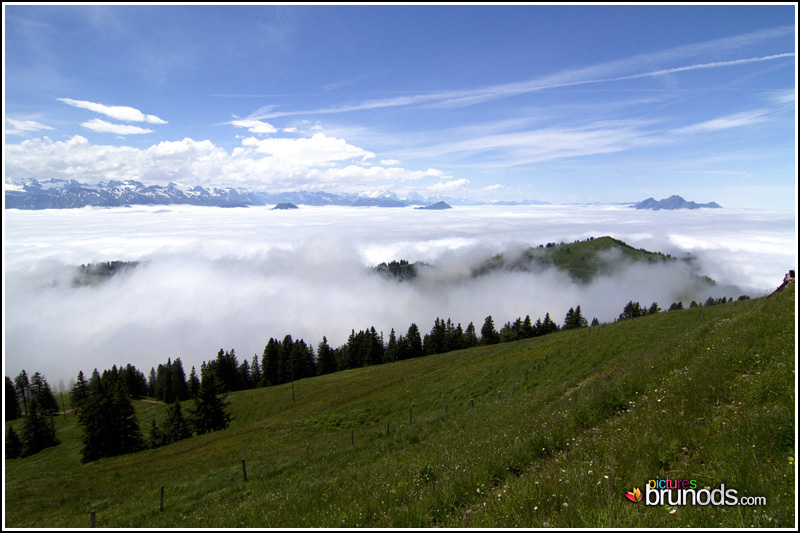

{"left": 4, "top": 287, "right": 794, "bottom": 527}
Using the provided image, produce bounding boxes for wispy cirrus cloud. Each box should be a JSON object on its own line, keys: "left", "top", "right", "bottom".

{"left": 58, "top": 97, "right": 167, "bottom": 124}
{"left": 5, "top": 118, "right": 54, "bottom": 135}
{"left": 248, "top": 26, "right": 794, "bottom": 120}
{"left": 670, "top": 109, "right": 773, "bottom": 135}
{"left": 400, "top": 120, "right": 660, "bottom": 168}
{"left": 81, "top": 118, "right": 155, "bottom": 135}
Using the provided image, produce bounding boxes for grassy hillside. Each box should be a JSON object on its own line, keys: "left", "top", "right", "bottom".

{"left": 525, "top": 236, "right": 677, "bottom": 282}
{"left": 471, "top": 236, "right": 681, "bottom": 283}
{"left": 4, "top": 287, "right": 795, "bottom": 528}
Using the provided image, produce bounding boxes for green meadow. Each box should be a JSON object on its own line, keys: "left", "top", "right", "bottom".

{"left": 4, "top": 287, "right": 795, "bottom": 528}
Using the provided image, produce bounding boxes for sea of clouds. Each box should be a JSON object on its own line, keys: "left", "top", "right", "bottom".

{"left": 3, "top": 204, "right": 796, "bottom": 387}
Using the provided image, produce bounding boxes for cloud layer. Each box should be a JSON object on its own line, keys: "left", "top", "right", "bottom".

{"left": 4, "top": 204, "right": 794, "bottom": 388}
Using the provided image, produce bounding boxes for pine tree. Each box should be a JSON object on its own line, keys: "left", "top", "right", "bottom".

{"left": 14, "top": 370, "right": 30, "bottom": 415}
{"left": 480, "top": 316, "right": 500, "bottom": 345}
{"left": 406, "top": 323, "right": 424, "bottom": 359}
{"left": 541, "top": 313, "right": 559, "bottom": 334}
{"left": 189, "top": 374, "right": 232, "bottom": 435}
{"left": 171, "top": 358, "right": 189, "bottom": 400}
{"left": 521, "top": 315, "right": 534, "bottom": 339}
{"left": 238, "top": 359, "right": 253, "bottom": 390}
{"left": 317, "top": 337, "right": 337, "bottom": 374}
{"left": 5, "top": 376, "right": 21, "bottom": 421}
{"left": 462, "top": 322, "right": 479, "bottom": 348}
{"left": 148, "top": 419, "right": 163, "bottom": 449}
{"left": 19, "top": 401, "right": 59, "bottom": 458}
{"left": 70, "top": 371, "right": 90, "bottom": 415}
{"left": 147, "top": 367, "right": 157, "bottom": 397}
{"left": 188, "top": 366, "right": 201, "bottom": 398}
{"left": 160, "top": 400, "right": 192, "bottom": 445}
{"left": 6, "top": 426, "right": 22, "bottom": 459}
{"left": 563, "top": 306, "right": 588, "bottom": 330}
{"left": 250, "top": 355, "right": 262, "bottom": 387}
{"left": 262, "top": 338, "right": 281, "bottom": 386}
{"left": 78, "top": 377, "right": 144, "bottom": 463}
{"left": 384, "top": 330, "right": 398, "bottom": 364}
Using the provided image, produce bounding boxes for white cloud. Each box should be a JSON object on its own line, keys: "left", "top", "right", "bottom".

{"left": 5, "top": 118, "right": 54, "bottom": 135}
{"left": 380, "top": 159, "right": 401, "bottom": 166}
{"left": 427, "top": 178, "right": 470, "bottom": 193}
{"left": 81, "top": 118, "right": 155, "bottom": 135}
{"left": 240, "top": 132, "right": 375, "bottom": 166}
{"left": 4, "top": 135, "right": 445, "bottom": 194}
{"left": 58, "top": 98, "right": 167, "bottom": 124}
{"left": 230, "top": 119, "right": 278, "bottom": 134}
{"left": 3, "top": 204, "right": 793, "bottom": 386}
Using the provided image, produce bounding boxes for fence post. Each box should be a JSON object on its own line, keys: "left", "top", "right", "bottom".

{"left": 387, "top": 421, "right": 390, "bottom": 435}
{"left": 90, "top": 510, "right": 96, "bottom": 528}
{"left": 351, "top": 429, "right": 354, "bottom": 446}
{"left": 242, "top": 458, "right": 248, "bottom": 482}
{"left": 160, "top": 486, "right": 164, "bottom": 512}
{"left": 445, "top": 403, "right": 448, "bottom": 414}
{"left": 409, "top": 407, "right": 413, "bottom": 425}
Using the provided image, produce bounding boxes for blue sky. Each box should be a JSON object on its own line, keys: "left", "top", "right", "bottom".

{"left": 3, "top": 4, "right": 797, "bottom": 208}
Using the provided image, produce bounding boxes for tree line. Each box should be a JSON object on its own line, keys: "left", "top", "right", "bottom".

{"left": 7, "top": 291, "right": 747, "bottom": 461}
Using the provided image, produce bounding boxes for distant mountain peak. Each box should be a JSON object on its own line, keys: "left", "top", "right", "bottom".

{"left": 632, "top": 195, "right": 721, "bottom": 210}
{"left": 416, "top": 201, "right": 452, "bottom": 210}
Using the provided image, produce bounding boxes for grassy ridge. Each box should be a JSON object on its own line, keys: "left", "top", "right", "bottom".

{"left": 528, "top": 236, "right": 675, "bottom": 282}
{"left": 4, "top": 288, "right": 795, "bottom": 528}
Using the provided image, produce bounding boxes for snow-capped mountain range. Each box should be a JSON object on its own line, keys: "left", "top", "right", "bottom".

{"left": 4, "top": 178, "right": 547, "bottom": 209}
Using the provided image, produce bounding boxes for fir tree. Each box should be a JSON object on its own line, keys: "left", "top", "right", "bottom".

{"left": 188, "top": 366, "right": 201, "bottom": 398}
{"left": 250, "top": 355, "right": 262, "bottom": 387}
{"left": 189, "top": 373, "right": 232, "bottom": 435}
{"left": 462, "top": 322, "right": 479, "bottom": 348}
{"left": 70, "top": 371, "right": 90, "bottom": 415}
{"left": 384, "top": 330, "right": 398, "bottom": 364}
{"left": 6, "top": 426, "right": 22, "bottom": 459}
{"left": 405, "top": 323, "right": 424, "bottom": 359}
{"left": 317, "top": 337, "right": 337, "bottom": 374}
{"left": 171, "top": 358, "right": 189, "bottom": 400}
{"left": 563, "top": 305, "right": 588, "bottom": 330}
{"left": 5, "top": 376, "right": 21, "bottom": 421}
{"left": 19, "top": 401, "right": 60, "bottom": 458}
{"left": 148, "top": 419, "right": 163, "bottom": 449}
{"left": 481, "top": 315, "right": 500, "bottom": 345}
{"left": 14, "top": 370, "right": 30, "bottom": 415}
{"left": 78, "top": 377, "right": 144, "bottom": 463}
{"left": 160, "top": 400, "right": 192, "bottom": 445}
